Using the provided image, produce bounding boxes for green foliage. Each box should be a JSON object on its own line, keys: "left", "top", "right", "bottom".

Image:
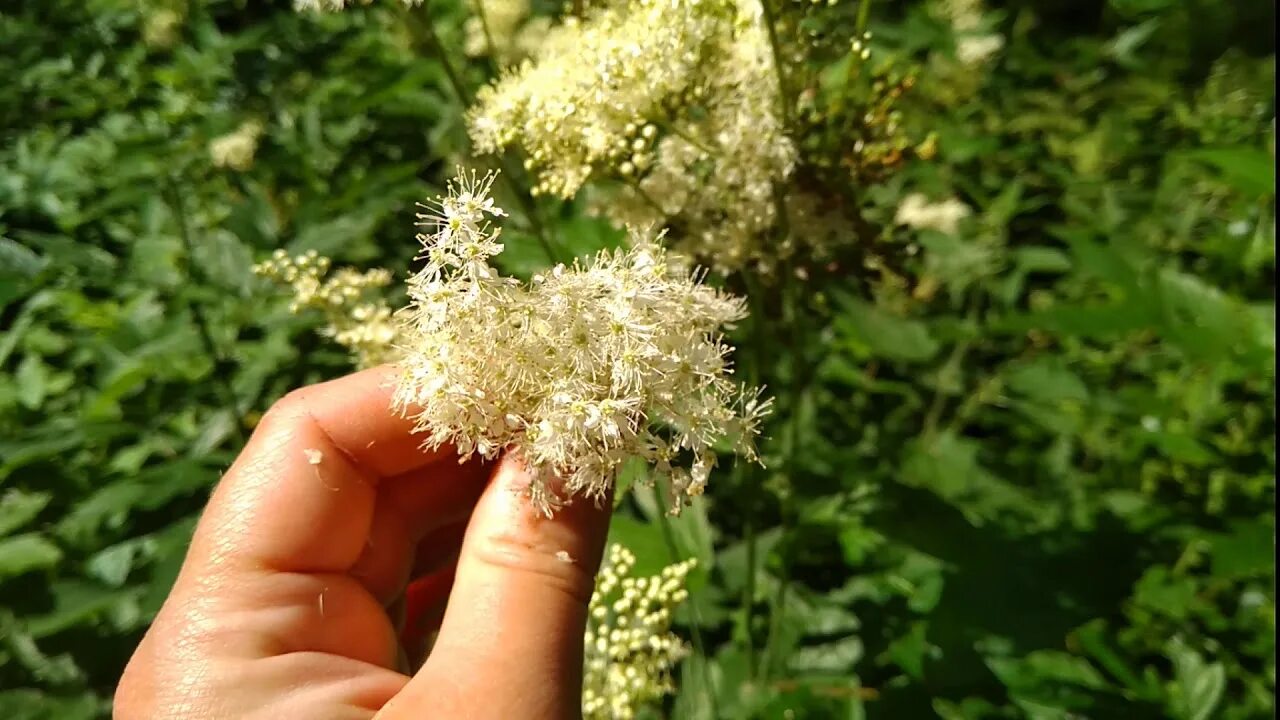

{"left": 1, "top": 0, "right": 1274, "bottom": 718}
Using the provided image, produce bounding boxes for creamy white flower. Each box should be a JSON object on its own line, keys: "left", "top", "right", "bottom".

{"left": 582, "top": 545, "right": 695, "bottom": 719}
{"left": 254, "top": 250, "right": 399, "bottom": 369}
{"left": 895, "top": 193, "right": 973, "bottom": 235}
{"left": 209, "top": 120, "right": 264, "bottom": 172}
{"left": 956, "top": 33, "right": 1004, "bottom": 65}
{"left": 467, "top": 0, "right": 794, "bottom": 273}
{"left": 395, "top": 170, "right": 769, "bottom": 513}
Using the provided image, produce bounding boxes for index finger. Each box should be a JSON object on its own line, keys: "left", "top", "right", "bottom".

{"left": 186, "top": 365, "right": 460, "bottom": 577}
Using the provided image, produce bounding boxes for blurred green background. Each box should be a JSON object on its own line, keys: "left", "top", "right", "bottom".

{"left": 0, "top": 0, "right": 1274, "bottom": 717}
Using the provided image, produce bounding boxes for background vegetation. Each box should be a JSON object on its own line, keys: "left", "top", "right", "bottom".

{"left": 0, "top": 0, "right": 1273, "bottom": 718}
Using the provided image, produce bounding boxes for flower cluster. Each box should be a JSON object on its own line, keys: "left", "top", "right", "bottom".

{"left": 602, "top": 4, "right": 796, "bottom": 274}
{"left": 143, "top": 8, "right": 184, "bottom": 49}
{"left": 463, "top": 0, "right": 549, "bottom": 64}
{"left": 253, "top": 250, "right": 400, "bottom": 369}
{"left": 582, "top": 544, "right": 696, "bottom": 719}
{"left": 467, "top": 0, "right": 794, "bottom": 273}
{"left": 394, "top": 171, "right": 769, "bottom": 513}
{"left": 940, "top": 0, "right": 1003, "bottom": 66}
{"left": 209, "top": 120, "right": 264, "bottom": 171}
{"left": 894, "top": 192, "right": 972, "bottom": 235}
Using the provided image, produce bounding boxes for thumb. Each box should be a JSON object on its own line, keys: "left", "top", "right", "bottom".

{"left": 377, "top": 454, "right": 612, "bottom": 719}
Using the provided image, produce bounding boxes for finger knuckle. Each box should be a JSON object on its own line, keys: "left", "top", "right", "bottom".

{"left": 472, "top": 531, "right": 596, "bottom": 607}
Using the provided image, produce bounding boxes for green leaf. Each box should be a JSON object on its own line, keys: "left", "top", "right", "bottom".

{"left": 1209, "top": 519, "right": 1275, "bottom": 578}
{"left": 1003, "top": 358, "right": 1089, "bottom": 405}
{"left": 0, "top": 533, "right": 62, "bottom": 579}
{"left": 900, "top": 432, "right": 1033, "bottom": 525}
{"left": 835, "top": 298, "right": 939, "bottom": 363}
{"left": 0, "top": 490, "right": 52, "bottom": 538}
{"left": 882, "top": 621, "right": 931, "bottom": 680}
{"left": 1182, "top": 147, "right": 1276, "bottom": 196}
{"left": 1166, "top": 638, "right": 1226, "bottom": 720}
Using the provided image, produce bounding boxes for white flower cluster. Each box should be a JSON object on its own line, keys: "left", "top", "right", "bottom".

{"left": 463, "top": 0, "right": 550, "bottom": 64}
{"left": 292, "top": 0, "right": 423, "bottom": 11}
{"left": 941, "top": 0, "right": 1003, "bottom": 66}
{"left": 604, "top": 4, "right": 796, "bottom": 274}
{"left": 253, "top": 250, "right": 400, "bottom": 369}
{"left": 143, "top": 8, "right": 184, "bottom": 49}
{"left": 209, "top": 120, "right": 264, "bottom": 171}
{"left": 394, "top": 171, "right": 769, "bottom": 513}
{"left": 894, "top": 192, "right": 972, "bottom": 235}
{"left": 582, "top": 544, "right": 696, "bottom": 719}
{"left": 467, "top": 0, "right": 794, "bottom": 273}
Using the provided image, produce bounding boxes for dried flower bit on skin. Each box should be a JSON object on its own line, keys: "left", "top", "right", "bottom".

{"left": 556, "top": 550, "right": 575, "bottom": 563}
{"left": 394, "top": 169, "right": 770, "bottom": 515}
{"left": 582, "top": 544, "right": 696, "bottom": 719}
{"left": 304, "top": 448, "right": 324, "bottom": 465}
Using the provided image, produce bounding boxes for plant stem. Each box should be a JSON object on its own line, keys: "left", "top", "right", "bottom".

{"left": 739, "top": 277, "right": 770, "bottom": 683}
{"left": 165, "top": 179, "right": 248, "bottom": 446}
{"left": 855, "top": 0, "right": 874, "bottom": 35}
{"left": 757, "top": 0, "right": 793, "bottom": 131}
{"left": 411, "top": 2, "right": 562, "bottom": 264}
{"left": 468, "top": 0, "right": 499, "bottom": 64}
{"left": 654, "top": 482, "right": 720, "bottom": 719}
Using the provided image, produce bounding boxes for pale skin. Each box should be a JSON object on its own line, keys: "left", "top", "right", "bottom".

{"left": 116, "top": 365, "right": 612, "bottom": 719}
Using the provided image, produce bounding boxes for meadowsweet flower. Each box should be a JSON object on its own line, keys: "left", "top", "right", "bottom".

{"left": 895, "top": 193, "right": 972, "bottom": 235}
{"left": 582, "top": 545, "right": 695, "bottom": 719}
{"left": 253, "top": 250, "right": 400, "bottom": 369}
{"left": 209, "top": 120, "right": 264, "bottom": 171}
{"left": 143, "top": 9, "right": 184, "bottom": 49}
{"left": 955, "top": 33, "right": 1004, "bottom": 65}
{"left": 394, "top": 170, "right": 769, "bottom": 514}
{"left": 937, "top": 0, "right": 1002, "bottom": 66}
{"left": 603, "top": 4, "right": 796, "bottom": 274}
{"left": 467, "top": 0, "right": 794, "bottom": 273}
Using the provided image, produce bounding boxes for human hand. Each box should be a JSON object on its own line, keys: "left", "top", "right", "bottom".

{"left": 116, "top": 366, "right": 612, "bottom": 719}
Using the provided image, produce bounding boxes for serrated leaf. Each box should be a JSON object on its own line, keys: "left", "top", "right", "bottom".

{"left": 835, "top": 299, "right": 939, "bottom": 363}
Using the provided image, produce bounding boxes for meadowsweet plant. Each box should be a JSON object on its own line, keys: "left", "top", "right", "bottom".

{"left": 209, "top": 120, "right": 264, "bottom": 171}
{"left": 467, "top": 0, "right": 795, "bottom": 273}
{"left": 582, "top": 544, "right": 696, "bottom": 719}
{"left": 894, "top": 192, "right": 972, "bottom": 235}
{"left": 253, "top": 250, "right": 400, "bottom": 369}
{"left": 393, "top": 170, "right": 770, "bottom": 513}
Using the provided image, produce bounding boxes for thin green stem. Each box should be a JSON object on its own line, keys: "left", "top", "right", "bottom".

{"left": 654, "top": 483, "right": 720, "bottom": 720}
{"left": 468, "top": 0, "right": 499, "bottom": 64}
{"left": 855, "top": 0, "right": 874, "bottom": 35}
{"left": 757, "top": 0, "right": 793, "bottom": 131}
{"left": 739, "top": 277, "right": 770, "bottom": 684}
{"left": 165, "top": 179, "right": 248, "bottom": 447}
{"left": 663, "top": 121, "right": 719, "bottom": 156}
{"left": 740, "top": 463, "right": 758, "bottom": 681}
{"left": 412, "top": 8, "right": 472, "bottom": 106}
{"left": 624, "top": 178, "right": 668, "bottom": 216}
{"left": 411, "top": 2, "right": 562, "bottom": 264}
